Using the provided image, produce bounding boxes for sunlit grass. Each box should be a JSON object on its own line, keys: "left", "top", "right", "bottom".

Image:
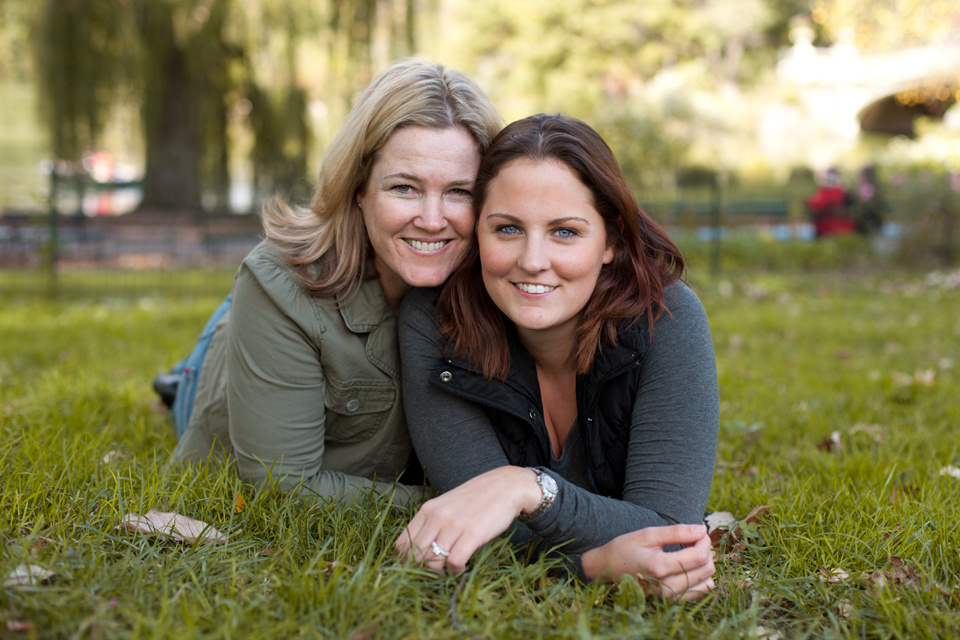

{"left": 1, "top": 268, "right": 959, "bottom": 638}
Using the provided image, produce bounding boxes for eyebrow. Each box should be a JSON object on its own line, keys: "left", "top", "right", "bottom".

{"left": 381, "top": 172, "right": 474, "bottom": 187}
{"left": 485, "top": 213, "right": 592, "bottom": 225}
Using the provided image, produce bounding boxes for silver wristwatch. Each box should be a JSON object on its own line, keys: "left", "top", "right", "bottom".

{"left": 518, "top": 467, "right": 558, "bottom": 522}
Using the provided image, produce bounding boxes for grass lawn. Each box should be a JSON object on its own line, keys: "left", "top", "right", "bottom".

{"left": 1, "top": 267, "right": 959, "bottom": 638}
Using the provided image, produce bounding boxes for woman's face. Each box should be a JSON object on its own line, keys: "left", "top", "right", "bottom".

{"left": 357, "top": 126, "right": 481, "bottom": 301}
{"left": 478, "top": 158, "right": 614, "bottom": 340}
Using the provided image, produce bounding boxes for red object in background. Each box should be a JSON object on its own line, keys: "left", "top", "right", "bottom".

{"left": 806, "top": 186, "right": 855, "bottom": 237}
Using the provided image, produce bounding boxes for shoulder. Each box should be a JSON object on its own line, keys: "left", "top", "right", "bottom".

{"left": 234, "top": 240, "right": 341, "bottom": 331}
{"left": 646, "top": 280, "right": 712, "bottom": 354}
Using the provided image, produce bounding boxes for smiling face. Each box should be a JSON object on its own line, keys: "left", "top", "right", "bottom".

{"left": 478, "top": 158, "right": 614, "bottom": 344}
{"left": 357, "top": 126, "right": 482, "bottom": 308}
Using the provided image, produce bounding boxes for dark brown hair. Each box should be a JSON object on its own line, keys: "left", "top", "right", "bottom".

{"left": 437, "top": 113, "right": 685, "bottom": 379}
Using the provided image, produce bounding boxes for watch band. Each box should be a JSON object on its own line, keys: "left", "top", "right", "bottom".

{"left": 518, "top": 467, "right": 558, "bottom": 522}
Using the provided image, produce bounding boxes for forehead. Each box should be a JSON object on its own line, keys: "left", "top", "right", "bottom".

{"left": 372, "top": 126, "right": 481, "bottom": 174}
{"left": 483, "top": 159, "right": 595, "bottom": 212}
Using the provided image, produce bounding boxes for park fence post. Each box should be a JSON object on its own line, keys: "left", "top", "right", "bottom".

{"left": 47, "top": 167, "right": 59, "bottom": 297}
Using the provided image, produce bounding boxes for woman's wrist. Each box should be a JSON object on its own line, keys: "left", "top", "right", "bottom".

{"left": 581, "top": 545, "right": 612, "bottom": 583}
{"left": 515, "top": 466, "right": 546, "bottom": 517}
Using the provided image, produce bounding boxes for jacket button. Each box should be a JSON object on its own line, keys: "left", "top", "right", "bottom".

{"left": 440, "top": 371, "right": 453, "bottom": 383}
{"left": 587, "top": 417, "right": 593, "bottom": 423}
{"left": 346, "top": 399, "right": 360, "bottom": 412}
{"left": 528, "top": 409, "right": 536, "bottom": 419}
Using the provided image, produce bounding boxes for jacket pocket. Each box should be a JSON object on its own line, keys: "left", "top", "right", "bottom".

{"left": 323, "top": 380, "right": 396, "bottom": 444}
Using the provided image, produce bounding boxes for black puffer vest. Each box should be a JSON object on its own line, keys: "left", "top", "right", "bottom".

{"left": 428, "top": 321, "right": 648, "bottom": 499}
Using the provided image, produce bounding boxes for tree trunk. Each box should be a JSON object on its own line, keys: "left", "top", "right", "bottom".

{"left": 138, "top": 4, "right": 202, "bottom": 212}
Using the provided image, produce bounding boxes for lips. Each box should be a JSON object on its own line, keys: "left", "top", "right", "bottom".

{"left": 515, "top": 283, "right": 556, "bottom": 294}
{"left": 405, "top": 239, "right": 450, "bottom": 252}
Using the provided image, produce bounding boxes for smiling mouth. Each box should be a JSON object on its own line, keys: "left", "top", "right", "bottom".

{"left": 515, "top": 283, "right": 556, "bottom": 294}
{"left": 405, "top": 239, "right": 450, "bottom": 252}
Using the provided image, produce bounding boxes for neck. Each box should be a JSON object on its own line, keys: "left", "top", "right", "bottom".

{"left": 516, "top": 320, "right": 579, "bottom": 376}
{"left": 375, "top": 261, "right": 410, "bottom": 317}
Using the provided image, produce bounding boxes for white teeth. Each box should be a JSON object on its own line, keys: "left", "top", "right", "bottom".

{"left": 408, "top": 239, "right": 447, "bottom": 252}
{"left": 517, "top": 283, "right": 556, "bottom": 294}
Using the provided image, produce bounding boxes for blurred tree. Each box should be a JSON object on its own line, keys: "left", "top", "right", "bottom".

{"left": 457, "top": 0, "right": 791, "bottom": 188}
{"left": 812, "top": 0, "right": 960, "bottom": 49}
{"left": 28, "top": 0, "right": 419, "bottom": 212}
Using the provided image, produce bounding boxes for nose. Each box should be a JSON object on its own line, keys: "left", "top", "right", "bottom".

{"left": 415, "top": 195, "right": 448, "bottom": 233}
{"left": 517, "top": 236, "right": 549, "bottom": 274}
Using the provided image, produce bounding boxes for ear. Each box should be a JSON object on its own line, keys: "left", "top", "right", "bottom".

{"left": 602, "top": 241, "right": 615, "bottom": 265}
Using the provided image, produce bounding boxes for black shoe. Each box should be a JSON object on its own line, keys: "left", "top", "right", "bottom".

{"left": 153, "top": 373, "right": 180, "bottom": 410}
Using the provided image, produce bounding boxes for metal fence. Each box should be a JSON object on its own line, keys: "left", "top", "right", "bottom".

{"left": 0, "top": 211, "right": 261, "bottom": 296}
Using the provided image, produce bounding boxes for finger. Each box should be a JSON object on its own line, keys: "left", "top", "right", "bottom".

{"left": 635, "top": 523, "right": 708, "bottom": 550}
{"left": 676, "top": 577, "right": 715, "bottom": 601}
{"left": 644, "top": 538, "right": 713, "bottom": 580}
{"left": 659, "top": 556, "right": 716, "bottom": 596}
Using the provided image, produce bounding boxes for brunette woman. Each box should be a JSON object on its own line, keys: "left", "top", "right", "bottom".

{"left": 395, "top": 114, "right": 718, "bottom": 599}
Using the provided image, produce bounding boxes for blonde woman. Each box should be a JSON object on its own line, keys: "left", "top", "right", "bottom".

{"left": 168, "top": 60, "right": 501, "bottom": 505}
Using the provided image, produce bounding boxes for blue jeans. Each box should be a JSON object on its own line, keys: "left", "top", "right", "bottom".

{"left": 170, "top": 294, "right": 232, "bottom": 437}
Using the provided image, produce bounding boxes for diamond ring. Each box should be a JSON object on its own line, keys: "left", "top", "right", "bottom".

{"left": 431, "top": 541, "right": 450, "bottom": 557}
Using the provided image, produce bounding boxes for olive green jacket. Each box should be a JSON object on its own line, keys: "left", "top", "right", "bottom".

{"left": 170, "top": 241, "right": 423, "bottom": 505}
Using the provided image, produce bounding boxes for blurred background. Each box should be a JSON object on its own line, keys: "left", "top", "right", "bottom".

{"left": 1, "top": 0, "right": 959, "bottom": 295}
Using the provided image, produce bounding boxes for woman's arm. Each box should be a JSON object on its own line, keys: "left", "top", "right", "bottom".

{"left": 227, "top": 253, "right": 421, "bottom": 505}
{"left": 396, "top": 284, "right": 718, "bottom": 575}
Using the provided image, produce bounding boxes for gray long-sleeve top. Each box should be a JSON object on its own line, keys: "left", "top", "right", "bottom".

{"left": 398, "top": 281, "right": 719, "bottom": 562}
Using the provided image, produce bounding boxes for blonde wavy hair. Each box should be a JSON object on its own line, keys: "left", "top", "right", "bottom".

{"left": 261, "top": 59, "right": 501, "bottom": 303}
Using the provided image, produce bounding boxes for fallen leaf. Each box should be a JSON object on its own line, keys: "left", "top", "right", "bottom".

{"left": 323, "top": 561, "right": 354, "bottom": 574}
{"left": 705, "top": 511, "right": 736, "bottom": 533}
{"left": 882, "top": 524, "right": 902, "bottom": 540}
{"left": 705, "top": 511, "right": 736, "bottom": 547}
{"left": 820, "top": 567, "right": 850, "bottom": 583}
{"left": 835, "top": 349, "right": 852, "bottom": 360}
{"left": 101, "top": 450, "right": 122, "bottom": 464}
{"left": 118, "top": 509, "right": 227, "bottom": 544}
{"left": 755, "top": 624, "right": 781, "bottom": 639}
{"left": 837, "top": 599, "right": 854, "bottom": 618}
{"left": 351, "top": 625, "right": 380, "bottom": 640}
{"left": 914, "top": 369, "right": 935, "bottom": 386}
{"left": 817, "top": 431, "right": 842, "bottom": 452}
{"left": 4, "top": 564, "right": 56, "bottom": 587}
{"left": 234, "top": 491, "right": 245, "bottom": 514}
{"left": 259, "top": 548, "right": 275, "bottom": 557}
{"left": 742, "top": 505, "right": 770, "bottom": 525}
{"left": 6, "top": 620, "right": 36, "bottom": 632}
{"left": 939, "top": 465, "right": 960, "bottom": 480}
{"left": 891, "top": 371, "right": 914, "bottom": 386}
{"left": 889, "top": 485, "right": 919, "bottom": 504}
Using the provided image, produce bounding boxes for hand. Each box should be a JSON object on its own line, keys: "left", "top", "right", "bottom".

{"left": 582, "top": 524, "right": 715, "bottom": 601}
{"left": 395, "top": 466, "right": 543, "bottom": 574}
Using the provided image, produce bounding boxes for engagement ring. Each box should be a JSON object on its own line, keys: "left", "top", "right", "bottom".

{"left": 431, "top": 541, "right": 450, "bottom": 557}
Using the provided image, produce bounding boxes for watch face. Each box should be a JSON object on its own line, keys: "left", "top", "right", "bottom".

{"left": 542, "top": 473, "right": 558, "bottom": 495}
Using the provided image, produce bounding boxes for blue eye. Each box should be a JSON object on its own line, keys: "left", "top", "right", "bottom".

{"left": 496, "top": 225, "right": 520, "bottom": 235}
{"left": 555, "top": 228, "right": 578, "bottom": 238}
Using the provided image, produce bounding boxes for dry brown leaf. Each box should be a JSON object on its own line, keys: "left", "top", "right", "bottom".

{"left": 259, "top": 548, "right": 275, "bottom": 557}
{"left": 837, "top": 599, "right": 854, "bottom": 618}
{"left": 889, "top": 485, "right": 920, "bottom": 504}
{"left": 742, "top": 505, "right": 771, "bottom": 525}
{"left": 705, "top": 512, "right": 736, "bottom": 533}
{"left": 118, "top": 509, "right": 227, "bottom": 544}
{"left": 323, "top": 561, "right": 354, "bottom": 574}
{"left": 820, "top": 567, "right": 850, "bottom": 583}
{"left": 817, "top": 431, "right": 842, "bottom": 452}
{"left": 4, "top": 564, "right": 57, "bottom": 587}
{"left": 6, "top": 620, "right": 36, "bottom": 632}
{"left": 351, "top": 624, "right": 380, "bottom": 640}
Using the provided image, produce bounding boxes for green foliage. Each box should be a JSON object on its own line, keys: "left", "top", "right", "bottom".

{"left": 2, "top": 269, "right": 959, "bottom": 637}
